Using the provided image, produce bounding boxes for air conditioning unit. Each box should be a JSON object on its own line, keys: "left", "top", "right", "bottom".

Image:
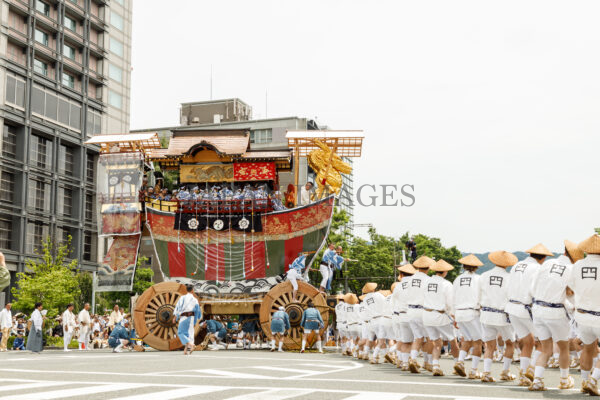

{"left": 213, "top": 114, "right": 221, "bottom": 124}
{"left": 192, "top": 117, "right": 200, "bottom": 124}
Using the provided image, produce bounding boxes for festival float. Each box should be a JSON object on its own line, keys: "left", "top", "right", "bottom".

{"left": 85, "top": 128, "right": 363, "bottom": 350}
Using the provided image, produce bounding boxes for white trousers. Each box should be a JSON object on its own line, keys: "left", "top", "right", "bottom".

{"left": 78, "top": 326, "right": 89, "bottom": 349}
{"left": 286, "top": 269, "right": 304, "bottom": 291}
{"left": 319, "top": 264, "right": 329, "bottom": 288}
{"left": 63, "top": 329, "right": 72, "bottom": 350}
{"left": 457, "top": 318, "right": 483, "bottom": 341}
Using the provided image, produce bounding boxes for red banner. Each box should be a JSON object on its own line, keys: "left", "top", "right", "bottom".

{"left": 234, "top": 162, "right": 276, "bottom": 181}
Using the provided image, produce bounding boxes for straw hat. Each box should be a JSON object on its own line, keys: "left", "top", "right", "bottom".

{"left": 526, "top": 243, "right": 553, "bottom": 257}
{"left": 344, "top": 293, "right": 359, "bottom": 305}
{"left": 335, "top": 294, "right": 345, "bottom": 300}
{"left": 362, "top": 282, "right": 377, "bottom": 294}
{"left": 359, "top": 294, "right": 366, "bottom": 301}
{"left": 413, "top": 256, "right": 435, "bottom": 269}
{"left": 378, "top": 290, "right": 392, "bottom": 297}
{"left": 391, "top": 282, "right": 398, "bottom": 292}
{"left": 488, "top": 251, "right": 518, "bottom": 268}
{"left": 564, "top": 239, "right": 584, "bottom": 262}
{"left": 579, "top": 234, "right": 600, "bottom": 255}
{"left": 397, "top": 263, "right": 417, "bottom": 275}
{"left": 458, "top": 254, "right": 483, "bottom": 268}
{"left": 430, "top": 259, "right": 454, "bottom": 272}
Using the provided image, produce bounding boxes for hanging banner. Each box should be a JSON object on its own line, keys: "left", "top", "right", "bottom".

{"left": 234, "top": 162, "right": 276, "bottom": 181}
{"left": 96, "top": 234, "right": 141, "bottom": 292}
{"left": 180, "top": 164, "right": 234, "bottom": 183}
{"left": 174, "top": 213, "right": 263, "bottom": 232}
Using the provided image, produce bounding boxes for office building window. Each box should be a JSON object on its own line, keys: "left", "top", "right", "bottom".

{"left": 64, "top": 15, "right": 77, "bottom": 31}
{"left": 83, "top": 231, "right": 96, "bottom": 261}
{"left": 57, "top": 186, "right": 73, "bottom": 216}
{"left": 108, "top": 90, "right": 122, "bottom": 108}
{"left": 63, "top": 43, "right": 76, "bottom": 60}
{"left": 114, "top": 0, "right": 124, "bottom": 5}
{"left": 62, "top": 72, "right": 75, "bottom": 88}
{"left": 0, "top": 217, "right": 12, "bottom": 250}
{"left": 250, "top": 129, "right": 272, "bottom": 144}
{"left": 0, "top": 172, "right": 15, "bottom": 203}
{"left": 86, "top": 108, "right": 102, "bottom": 135}
{"left": 5, "top": 73, "right": 25, "bottom": 108}
{"left": 110, "top": 11, "right": 124, "bottom": 31}
{"left": 108, "top": 63, "right": 122, "bottom": 83}
{"left": 86, "top": 155, "right": 95, "bottom": 183}
{"left": 29, "top": 135, "right": 52, "bottom": 169}
{"left": 26, "top": 222, "right": 49, "bottom": 253}
{"left": 58, "top": 145, "right": 75, "bottom": 175}
{"left": 2, "top": 125, "right": 18, "bottom": 159}
{"left": 109, "top": 37, "right": 123, "bottom": 57}
{"left": 35, "top": 0, "right": 50, "bottom": 16}
{"left": 33, "top": 59, "right": 48, "bottom": 76}
{"left": 31, "top": 85, "right": 82, "bottom": 131}
{"left": 34, "top": 29, "right": 49, "bottom": 46}
{"left": 85, "top": 193, "right": 93, "bottom": 221}
{"left": 27, "top": 179, "right": 50, "bottom": 212}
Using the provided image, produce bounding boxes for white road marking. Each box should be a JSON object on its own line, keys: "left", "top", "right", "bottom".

{"left": 225, "top": 388, "right": 314, "bottom": 400}
{"left": 252, "top": 366, "right": 317, "bottom": 374}
{"left": 343, "top": 394, "right": 407, "bottom": 400}
{"left": 195, "top": 368, "right": 273, "bottom": 380}
{"left": 114, "top": 386, "right": 227, "bottom": 400}
{"left": 1, "top": 383, "right": 146, "bottom": 400}
{"left": 0, "top": 382, "right": 66, "bottom": 393}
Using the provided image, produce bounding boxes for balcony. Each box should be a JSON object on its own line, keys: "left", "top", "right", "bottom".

{"left": 7, "top": 0, "right": 28, "bottom": 14}
{"left": 7, "top": 25, "right": 28, "bottom": 46}
{"left": 89, "top": 14, "right": 106, "bottom": 31}
{"left": 64, "top": 0, "right": 85, "bottom": 18}
{"left": 63, "top": 26, "right": 84, "bottom": 43}
{"left": 33, "top": 42, "right": 58, "bottom": 59}
{"left": 35, "top": 11, "right": 59, "bottom": 31}
{"left": 63, "top": 56, "right": 84, "bottom": 73}
{"left": 89, "top": 40, "right": 106, "bottom": 56}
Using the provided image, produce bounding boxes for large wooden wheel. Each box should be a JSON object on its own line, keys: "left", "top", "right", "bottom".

{"left": 259, "top": 281, "right": 329, "bottom": 350}
{"left": 133, "top": 281, "right": 201, "bottom": 351}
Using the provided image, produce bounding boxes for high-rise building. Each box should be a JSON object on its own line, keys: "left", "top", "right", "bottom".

{"left": 0, "top": 0, "right": 133, "bottom": 305}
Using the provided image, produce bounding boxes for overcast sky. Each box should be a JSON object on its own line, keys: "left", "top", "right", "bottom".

{"left": 130, "top": 0, "right": 600, "bottom": 253}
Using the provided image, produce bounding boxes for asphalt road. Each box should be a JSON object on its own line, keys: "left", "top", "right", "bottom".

{"left": 0, "top": 347, "right": 589, "bottom": 399}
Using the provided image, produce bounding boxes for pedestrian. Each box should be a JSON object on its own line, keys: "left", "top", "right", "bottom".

{"left": 392, "top": 263, "right": 417, "bottom": 370}
{"left": 61, "top": 304, "right": 76, "bottom": 352}
{"left": 300, "top": 300, "right": 324, "bottom": 353}
{"left": 26, "top": 302, "right": 44, "bottom": 353}
{"left": 453, "top": 254, "right": 484, "bottom": 379}
{"left": 567, "top": 234, "right": 600, "bottom": 395}
{"left": 78, "top": 303, "right": 91, "bottom": 350}
{"left": 335, "top": 294, "right": 347, "bottom": 354}
{"left": 109, "top": 319, "right": 131, "bottom": 353}
{"left": 205, "top": 318, "right": 227, "bottom": 350}
{"left": 343, "top": 293, "right": 360, "bottom": 357}
{"left": 0, "top": 302, "right": 12, "bottom": 352}
{"left": 270, "top": 306, "right": 290, "bottom": 352}
{"left": 422, "top": 259, "right": 456, "bottom": 377}
{"left": 479, "top": 251, "right": 517, "bottom": 383}
{"left": 528, "top": 239, "right": 582, "bottom": 391}
{"left": 12, "top": 333, "right": 24, "bottom": 350}
{"left": 173, "top": 284, "right": 201, "bottom": 355}
{"left": 362, "top": 284, "right": 387, "bottom": 364}
{"left": 505, "top": 243, "right": 553, "bottom": 387}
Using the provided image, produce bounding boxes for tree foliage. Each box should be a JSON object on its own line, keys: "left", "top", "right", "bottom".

{"left": 399, "top": 232, "right": 463, "bottom": 282}
{"left": 11, "top": 236, "right": 80, "bottom": 318}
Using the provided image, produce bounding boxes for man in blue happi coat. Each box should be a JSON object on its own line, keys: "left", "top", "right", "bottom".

{"left": 286, "top": 253, "right": 307, "bottom": 302}
{"left": 270, "top": 306, "right": 290, "bottom": 352}
{"left": 109, "top": 320, "right": 133, "bottom": 353}
{"left": 205, "top": 318, "right": 227, "bottom": 350}
{"left": 326, "top": 246, "right": 348, "bottom": 292}
{"left": 173, "top": 284, "right": 202, "bottom": 355}
{"left": 301, "top": 300, "right": 325, "bottom": 353}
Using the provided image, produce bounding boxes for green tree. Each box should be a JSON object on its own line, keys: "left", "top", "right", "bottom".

{"left": 11, "top": 236, "right": 80, "bottom": 318}
{"left": 400, "top": 232, "right": 463, "bottom": 282}
{"left": 76, "top": 272, "right": 93, "bottom": 310}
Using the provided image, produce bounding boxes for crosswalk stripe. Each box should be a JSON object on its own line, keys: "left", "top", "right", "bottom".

{"left": 194, "top": 369, "right": 271, "bottom": 379}
{"left": 225, "top": 389, "right": 315, "bottom": 400}
{"left": 342, "top": 393, "right": 407, "bottom": 400}
{"left": 114, "top": 385, "right": 227, "bottom": 400}
{"left": 0, "top": 382, "right": 66, "bottom": 393}
{"left": 252, "top": 366, "right": 314, "bottom": 374}
{"left": 1, "top": 383, "right": 146, "bottom": 400}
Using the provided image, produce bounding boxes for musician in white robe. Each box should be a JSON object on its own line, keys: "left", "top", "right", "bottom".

{"left": 62, "top": 304, "right": 77, "bottom": 352}
{"left": 26, "top": 302, "right": 44, "bottom": 353}
{"left": 78, "top": 303, "right": 91, "bottom": 350}
{"left": 173, "top": 284, "right": 202, "bottom": 355}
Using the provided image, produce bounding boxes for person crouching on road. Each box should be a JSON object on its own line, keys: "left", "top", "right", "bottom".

{"left": 109, "top": 320, "right": 131, "bottom": 353}
{"left": 205, "top": 318, "right": 227, "bottom": 350}
{"left": 301, "top": 300, "right": 324, "bottom": 353}
{"left": 270, "top": 306, "right": 290, "bottom": 352}
{"left": 422, "top": 259, "right": 456, "bottom": 377}
{"left": 173, "top": 284, "right": 202, "bottom": 355}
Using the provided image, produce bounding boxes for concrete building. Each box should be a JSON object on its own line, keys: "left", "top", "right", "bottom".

{"left": 132, "top": 99, "right": 356, "bottom": 271}
{"left": 0, "top": 0, "right": 133, "bottom": 304}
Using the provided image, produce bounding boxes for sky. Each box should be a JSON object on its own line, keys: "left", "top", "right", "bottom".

{"left": 130, "top": 0, "right": 600, "bottom": 253}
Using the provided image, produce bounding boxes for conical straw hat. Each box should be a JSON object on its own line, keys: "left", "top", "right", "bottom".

{"left": 397, "top": 263, "right": 417, "bottom": 275}
{"left": 344, "top": 293, "right": 359, "bottom": 305}
{"left": 430, "top": 259, "right": 454, "bottom": 272}
{"left": 362, "top": 282, "right": 377, "bottom": 294}
{"left": 579, "top": 234, "right": 600, "bottom": 255}
{"left": 458, "top": 254, "right": 483, "bottom": 267}
{"left": 391, "top": 282, "right": 398, "bottom": 292}
{"left": 564, "top": 239, "right": 584, "bottom": 262}
{"left": 488, "top": 251, "right": 518, "bottom": 268}
{"left": 413, "top": 256, "right": 435, "bottom": 269}
{"left": 335, "top": 294, "right": 345, "bottom": 300}
{"left": 359, "top": 294, "right": 366, "bottom": 301}
{"left": 526, "top": 243, "right": 553, "bottom": 257}
{"left": 378, "top": 290, "right": 391, "bottom": 297}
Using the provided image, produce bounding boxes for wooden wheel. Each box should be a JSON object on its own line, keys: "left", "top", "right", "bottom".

{"left": 259, "top": 281, "right": 328, "bottom": 350}
{"left": 133, "top": 281, "right": 200, "bottom": 351}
